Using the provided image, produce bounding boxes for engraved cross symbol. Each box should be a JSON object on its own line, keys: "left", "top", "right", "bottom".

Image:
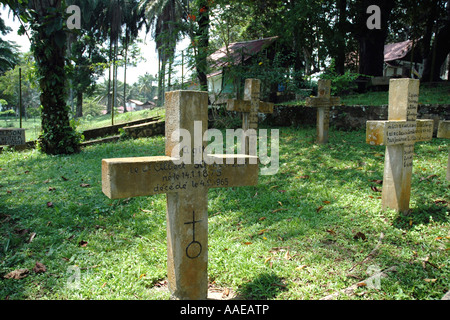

{"left": 184, "top": 211, "right": 202, "bottom": 259}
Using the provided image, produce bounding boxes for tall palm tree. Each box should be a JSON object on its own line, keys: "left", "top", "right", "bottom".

{"left": 140, "top": 0, "right": 186, "bottom": 105}
{"left": 0, "top": 40, "right": 19, "bottom": 75}
{"left": 2, "top": 0, "right": 81, "bottom": 154}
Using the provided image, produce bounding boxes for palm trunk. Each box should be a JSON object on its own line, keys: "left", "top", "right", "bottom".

{"left": 123, "top": 34, "right": 128, "bottom": 113}
{"left": 31, "top": 0, "right": 80, "bottom": 154}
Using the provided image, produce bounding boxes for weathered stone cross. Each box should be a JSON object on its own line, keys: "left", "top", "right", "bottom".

{"left": 437, "top": 120, "right": 450, "bottom": 181}
{"left": 102, "top": 90, "right": 259, "bottom": 300}
{"left": 366, "top": 79, "right": 434, "bottom": 214}
{"left": 227, "top": 79, "right": 274, "bottom": 153}
{"left": 305, "top": 79, "right": 340, "bottom": 144}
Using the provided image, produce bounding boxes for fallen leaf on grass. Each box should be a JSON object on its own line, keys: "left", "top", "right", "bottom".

{"left": 284, "top": 250, "right": 292, "bottom": 260}
{"left": 357, "top": 282, "right": 367, "bottom": 287}
{"left": 296, "top": 175, "right": 310, "bottom": 179}
{"left": 33, "top": 262, "right": 46, "bottom": 274}
{"left": 28, "top": 232, "right": 36, "bottom": 243}
{"left": 371, "top": 186, "right": 382, "bottom": 192}
{"left": 316, "top": 206, "right": 324, "bottom": 213}
{"left": 79, "top": 240, "right": 88, "bottom": 247}
{"left": 370, "top": 179, "right": 383, "bottom": 185}
{"left": 434, "top": 199, "right": 447, "bottom": 205}
{"left": 46, "top": 202, "right": 54, "bottom": 208}
{"left": 80, "top": 183, "right": 90, "bottom": 188}
{"left": 296, "top": 265, "right": 307, "bottom": 271}
{"left": 353, "top": 232, "right": 366, "bottom": 241}
{"left": 243, "top": 242, "right": 252, "bottom": 245}
{"left": 420, "top": 174, "right": 437, "bottom": 182}
{"left": 61, "top": 176, "right": 69, "bottom": 181}
{"left": 424, "top": 278, "right": 437, "bottom": 283}
{"left": 4, "top": 269, "right": 29, "bottom": 279}
{"left": 272, "top": 208, "right": 288, "bottom": 213}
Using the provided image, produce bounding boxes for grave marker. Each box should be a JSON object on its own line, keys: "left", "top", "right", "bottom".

{"left": 0, "top": 128, "right": 26, "bottom": 146}
{"left": 102, "top": 90, "right": 259, "bottom": 300}
{"left": 227, "top": 79, "right": 274, "bottom": 153}
{"left": 437, "top": 120, "right": 450, "bottom": 181}
{"left": 366, "top": 79, "right": 434, "bottom": 214}
{"left": 305, "top": 79, "right": 340, "bottom": 144}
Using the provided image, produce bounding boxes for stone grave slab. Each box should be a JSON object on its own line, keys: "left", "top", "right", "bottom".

{"left": 0, "top": 128, "right": 26, "bottom": 146}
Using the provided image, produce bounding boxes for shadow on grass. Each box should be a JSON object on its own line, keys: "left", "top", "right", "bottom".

{"left": 237, "top": 272, "right": 287, "bottom": 300}
{"left": 393, "top": 205, "right": 449, "bottom": 229}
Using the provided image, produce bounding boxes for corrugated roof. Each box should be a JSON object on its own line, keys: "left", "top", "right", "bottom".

{"left": 384, "top": 40, "right": 413, "bottom": 62}
{"left": 208, "top": 36, "right": 278, "bottom": 69}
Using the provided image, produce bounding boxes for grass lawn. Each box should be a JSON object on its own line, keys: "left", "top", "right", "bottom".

{"left": 0, "top": 108, "right": 165, "bottom": 143}
{"left": 0, "top": 126, "right": 449, "bottom": 300}
{"left": 279, "top": 82, "right": 450, "bottom": 106}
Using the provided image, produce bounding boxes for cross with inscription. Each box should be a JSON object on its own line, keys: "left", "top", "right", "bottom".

{"left": 437, "top": 120, "right": 450, "bottom": 181}
{"left": 227, "top": 79, "right": 274, "bottom": 153}
{"left": 305, "top": 79, "right": 340, "bottom": 144}
{"left": 102, "top": 90, "right": 258, "bottom": 300}
{"left": 366, "top": 79, "right": 434, "bottom": 214}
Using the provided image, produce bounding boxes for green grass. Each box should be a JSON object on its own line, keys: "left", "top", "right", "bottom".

{"left": 0, "top": 108, "right": 165, "bottom": 142}
{"left": 0, "top": 126, "right": 449, "bottom": 300}
{"left": 280, "top": 83, "right": 450, "bottom": 107}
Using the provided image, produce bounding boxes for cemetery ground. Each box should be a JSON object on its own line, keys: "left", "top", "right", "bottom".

{"left": 0, "top": 125, "right": 449, "bottom": 300}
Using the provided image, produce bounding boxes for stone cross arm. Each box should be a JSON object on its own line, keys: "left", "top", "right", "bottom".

{"left": 226, "top": 99, "right": 274, "bottom": 114}
{"left": 305, "top": 96, "right": 341, "bottom": 108}
{"left": 366, "top": 119, "right": 434, "bottom": 146}
{"left": 102, "top": 155, "right": 259, "bottom": 199}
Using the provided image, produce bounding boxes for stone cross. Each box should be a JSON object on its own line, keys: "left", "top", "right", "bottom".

{"left": 0, "top": 128, "right": 26, "bottom": 146}
{"left": 227, "top": 79, "right": 274, "bottom": 153}
{"left": 366, "top": 79, "right": 434, "bottom": 214}
{"left": 437, "top": 120, "right": 450, "bottom": 181}
{"left": 102, "top": 90, "right": 259, "bottom": 300}
{"left": 305, "top": 79, "right": 340, "bottom": 144}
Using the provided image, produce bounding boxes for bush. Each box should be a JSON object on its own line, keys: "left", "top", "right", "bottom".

{"left": 0, "top": 109, "right": 16, "bottom": 117}
{"left": 321, "top": 60, "right": 361, "bottom": 95}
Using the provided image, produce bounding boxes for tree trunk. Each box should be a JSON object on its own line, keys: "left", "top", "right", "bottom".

{"left": 76, "top": 90, "right": 83, "bottom": 118}
{"left": 194, "top": 0, "right": 210, "bottom": 91}
{"left": 123, "top": 33, "right": 128, "bottom": 113}
{"left": 335, "top": 0, "right": 347, "bottom": 75}
{"left": 31, "top": 0, "right": 80, "bottom": 154}
{"left": 107, "top": 39, "right": 113, "bottom": 114}
{"left": 355, "top": 0, "right": 394, "bottom": 77}
{"left": 422, "top": 1, "right": 450, "bottom": 82}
